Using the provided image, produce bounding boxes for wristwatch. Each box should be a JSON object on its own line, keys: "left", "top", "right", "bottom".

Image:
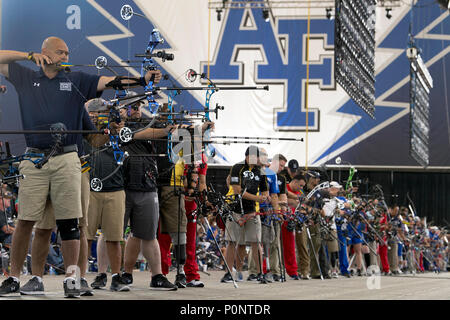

{"left": 27, "top": 51, "right": 34, "bottom": 61}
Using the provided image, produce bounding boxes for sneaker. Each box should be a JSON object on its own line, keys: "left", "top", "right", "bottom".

{"left": 272, "top": 274, "right": 281, "bottom": 282}
{"left": 342, "top": 273, "right": 351, "bottom": 278}
{"left": 175, "top": 274, "right": 187, "bottom": 288}
{"left": 80, "top": 278, "right": 93, "bottom": 296}
{"left": 311, "top": 275, "right": 323, "bottom": 279}
{"left": 331, "top": 272, "right": 339, "bottom": 279}
{"left": 110, "top": 274, "right": 130, "bottom": 292}
{"left": 221, "top": 272, "right": 234, "bottom": 283}
{"left": 121, "top": 272, "right": 133, "bottom": 286}
{"left": 150, "top": 274, "right": 177, "bottom": 291}
{"left": 186, "top": 279, "right": 205, "bottom": 288}
{"left": 91, "top": 273, "right": 107, "bottom": 289}
{"left": 301, "top": 275, "right": 312, "bottom": 280}
{"left": 247, "top": 274, "right": 259, "bottom": 281}
{"left": 289, "top": 274, "right": 300, "bottom": 280}
{"left": 357, "top": 269, "right": 362, "bottom": 276}
{"left": 20, "top": 276, "right": 44, "bottom": 295}
{"left": 323, "top": 274, "right": 332, "bottom": 279}
{"left": 261, "top": 273, "right": 273, "bottom": 283}
{"left": 0, "top": 277, "right": 20, "bottom": 297}
{"left": 63, "top": 277, "right": 80, "bottom": 298}
{"left": 235, "top": 271, "right": 244, "bottom": 282}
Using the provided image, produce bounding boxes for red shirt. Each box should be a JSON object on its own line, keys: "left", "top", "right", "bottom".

{"left": 286, "top": 183, "right": 300, "bottom": 214}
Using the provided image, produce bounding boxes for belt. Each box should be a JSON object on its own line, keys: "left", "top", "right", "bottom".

{"left": 25, "top": 144, "right": 78, "bottom": 157}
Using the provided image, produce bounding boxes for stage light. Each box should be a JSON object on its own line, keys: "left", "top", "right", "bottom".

{"left": 262, "top": 9, "right": 270, "bottom": 22}
{"left": 407, "top": 45, "right": 433, "bottom": 167}
{"left": 335, "top": 0, "right": 377, "bottom": 118}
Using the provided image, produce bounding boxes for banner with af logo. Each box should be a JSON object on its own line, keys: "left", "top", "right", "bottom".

{"left": 0, "top": 0, "right": 449, "bottom": 167}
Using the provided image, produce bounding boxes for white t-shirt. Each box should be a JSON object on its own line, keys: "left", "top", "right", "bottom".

{"left": 322, "top": 198, "right": 337, "bottom": 230}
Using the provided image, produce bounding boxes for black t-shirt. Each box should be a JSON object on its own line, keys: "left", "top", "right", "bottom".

{"left": 6, "top": 62, "right": 99, "bottom": 154}
{"left": 229, "top": 160, "right": 268, "bottom": 214}
{"left": 277, "top": 173, "right": 287, "bottom": 195}
{"left": 86, "top": 143, "right": 124, "bottom": 192}
{"left": 122, "top": 140, "right": 158, "bottom": 192}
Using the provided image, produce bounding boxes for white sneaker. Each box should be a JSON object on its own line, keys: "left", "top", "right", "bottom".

{"left": 186, "top": 280, "right": 204, "bottom": 288}
{"left": 235, "top": 271, "right": 244, "bottom": 282}
{"left": 331, "top": 272, "right": 339, "bottom": 279}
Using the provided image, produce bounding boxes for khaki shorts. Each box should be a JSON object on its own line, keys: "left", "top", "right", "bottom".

{"left": 326, "top": 229, "right": 339, "bottom": 253}
{"left": 87, "top": 190, "right": 125, "bottom": 241}
{"left": 224, "top": 212, "right": 261, "bottom": 244}
{"left": 19, "top": 152, "right": 81, "bottom": 223}
{"left": 35, "top": 170, "right": 90, "bottom": 229}
{"left": 159, "top": 186, "right": 186, "bottom": 233}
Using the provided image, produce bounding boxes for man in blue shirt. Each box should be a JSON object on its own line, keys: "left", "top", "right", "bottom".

{"left": 247, "top": 148, "right": 280, "bottom": 282}
{"left": 0, "top": 36, "right": 162, "bottom": 297}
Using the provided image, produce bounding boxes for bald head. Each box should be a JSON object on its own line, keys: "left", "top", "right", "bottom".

{"left": 41, "top": 37, "right": 66, "bottom": 51}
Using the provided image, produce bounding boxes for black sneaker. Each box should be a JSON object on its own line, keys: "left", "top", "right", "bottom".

{"left": 175, "top": 273, "right": 187, "bottom": 288}
{"left": 221, "top": 272, "right": 234, "bottom": 283}
{"left": 272, "top": 274, "right": 281, "bottom": 282}
{"left": 246, "top": 274, "right": 258, "bottom": 281}
{"left": 0, "top": 277, "right": 20, "bottom": 297}
{"left": 150, "top": 274, "right": 177, "bottom": 291}
{"left": 91, "top": 273, "right": 107, "bottom": 289}
{"left": 186, "top": 279, "right": 205, "bottom": 288}
{"left": 63, "top": 278, "right": 80, "bottom": 298}
{"left": 110, "top": 274, "right": 130, "bottom": 292}
{"left": 20, "top": 276, "right": 44, "bottom": 295}
{"left": 121, "top": 272, "right": 133, "bottom": 286}
{"left": 80, "top": 278, "right": 94, "bottom": 296}
{"left": 357, "top": 269, "right": 362, "bottom": 277}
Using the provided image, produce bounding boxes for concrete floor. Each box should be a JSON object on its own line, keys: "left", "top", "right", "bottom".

{"left": 1, "top": 270, "right": 449, "bottom": 300}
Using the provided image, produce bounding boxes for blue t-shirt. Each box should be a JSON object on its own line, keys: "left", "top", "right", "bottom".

{"left": 7, "top": 62, "right": 100, "bottom": 154}
{"left": 260, "top": 167, "right": 279, "bottom": 209}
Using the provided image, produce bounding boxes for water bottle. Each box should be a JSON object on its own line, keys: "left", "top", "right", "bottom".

{"left": 1, "top": 249, "right": 9, "bottom": 274}
{"left": 49, "top": 266, "right": 56, "bottom": 275}
{"left": 22, "top": 261, "right": 28, "bottom": 275}
{"left": 140, "top": 260, "right": 146, "bottom": 271}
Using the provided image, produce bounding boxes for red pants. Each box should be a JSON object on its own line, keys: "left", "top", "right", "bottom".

{"left": 419, "top": 252, "right": 424, "bottom": 271}
{"left": 378, "top": 243, "right": 390, "bottom": 273}
{"left": 157, "top": 212, "right": 200, "bottom": 282}
{"left": 158, "top": 226, "right": 172, "bottom": 275}
{"left": 281, "top": 222, "right": 298, "bottom": 276}
{"left": 184, "top": 219, "right": 200, "bottom": 282}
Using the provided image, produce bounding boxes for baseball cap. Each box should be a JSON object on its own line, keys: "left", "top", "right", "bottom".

{"left": 307, "top": 171, "right": 320, "bottom": 179}
{"left": 124, "top": 91, "right": 148, "bottom": 107}
{"left": 288, "top": 159, "right": 299, "bottom": 170}
{"left": 86, "top": 98, "right": 108, "bottom": 112}
{"left": 330, "top": 181, "right": 342, "bottom": 189}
